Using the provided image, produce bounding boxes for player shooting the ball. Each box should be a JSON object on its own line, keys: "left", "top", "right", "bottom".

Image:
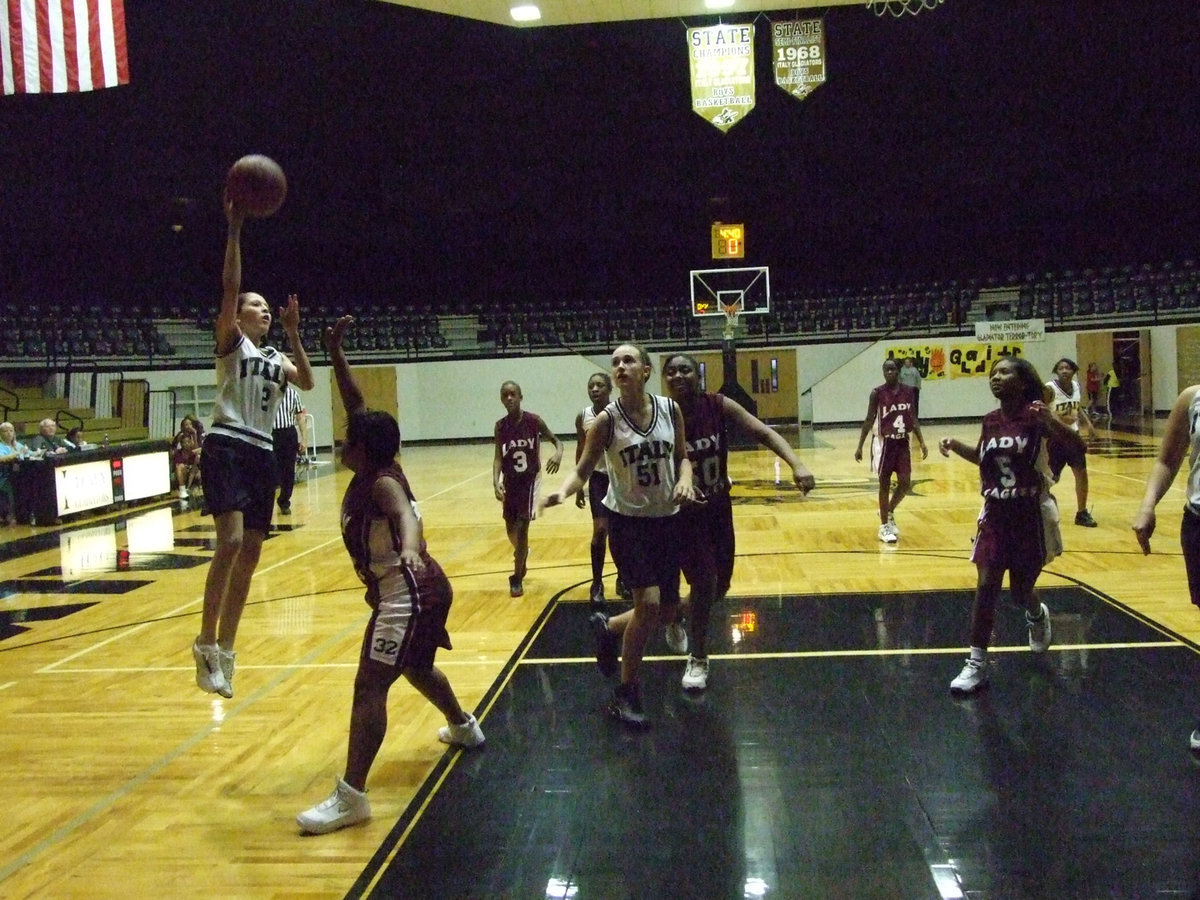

{"left": 190, "top": 164, "right": 314, "bottom": 699}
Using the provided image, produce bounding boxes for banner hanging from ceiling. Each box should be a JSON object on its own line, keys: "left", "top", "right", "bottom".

{"left": 687, "top": 24, "right": 755, "bottom": 133}
{"left": 772, "top": 18, "right": 825, "bottom": 102}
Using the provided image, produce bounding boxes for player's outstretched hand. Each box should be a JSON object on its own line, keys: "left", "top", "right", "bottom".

{"left": 793, "top": 465, "right": 815, "bottom": 495}
{"left": 325, "top": 315, "right": 354, "bottom": 353}
{"left": 939, "top": 438, "right": 954, "bottom": 457}
{"left": 1029, "top": 400, "right": 1055, "bottom": 423}
{"left": 1131, "top": 509, "right": 1156, "bottom": 555}
{"left": 279, "top": 294, "right": 301, "bottom": 331}
{"left": 400, "top": 549, "right": 426, "bottom": 572}
{"left": 539, "top": 491, "right": 565, "bottom": 514}
{"left": 223, "top": 190, "right": 244, "bottom": 226}
{"left": 673, "top": 480, "right": 700, "bottom": 508}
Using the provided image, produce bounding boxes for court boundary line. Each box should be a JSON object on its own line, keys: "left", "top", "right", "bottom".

{"left": 6, "top": 543, "right": 1185, "bottom": 657}
{"left": 0, "top": 464, "right": 509, "bottom": 889}
{"left": 347, "top": 588, "right": 565, "bottom": 899}
{"left": 345, "top": 571, "right": 1193, "bottom": 896}
{"left": 1052, "top": 573, "right": 1200, "bottom": 653}
{"left": 518, "top": 641, "right": 1181, "bottom": 666}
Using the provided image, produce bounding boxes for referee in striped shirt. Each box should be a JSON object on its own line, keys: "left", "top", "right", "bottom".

{"left": 273, "top": 384, "right": 306, "bottom": 514}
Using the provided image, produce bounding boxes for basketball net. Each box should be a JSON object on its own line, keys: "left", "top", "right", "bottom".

{"left": 867, "top": 0, "right": 945, "bottom": 16}
{"left": 722, "top": 302, "right": 741, "bottom": 340}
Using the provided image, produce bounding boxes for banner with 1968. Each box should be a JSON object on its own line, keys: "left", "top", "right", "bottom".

{"left": 772, "top": 19, "right": 825, "bottom": 102}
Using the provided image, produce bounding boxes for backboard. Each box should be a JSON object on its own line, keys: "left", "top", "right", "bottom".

{"left": 690, "top": 266, "right": 770, "bottom": 317}
{"left": 867, "top": 0, "right": 945, "bottom": 16}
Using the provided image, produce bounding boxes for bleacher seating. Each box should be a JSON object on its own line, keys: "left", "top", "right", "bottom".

{"left": 0, "top": 385, "right": 148, "bottom": 445}
{"left": 3, "top": 257, "right": 1200, "bottom": 370}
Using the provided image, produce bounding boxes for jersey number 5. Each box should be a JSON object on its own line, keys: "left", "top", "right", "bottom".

{"left": 996, "top": 455, "right": 1016, "bottom": 488}
{"left": 635, "top": 462, "right": 662, "bottom": 487}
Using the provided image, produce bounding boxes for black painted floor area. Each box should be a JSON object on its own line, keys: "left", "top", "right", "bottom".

{"left": 357, "top": 587, "right": 1200, "bottom": 899}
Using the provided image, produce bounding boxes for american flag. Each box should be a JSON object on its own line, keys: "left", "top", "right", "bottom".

{"left": 2, "top": 0, "right": 129, "bottom": 95}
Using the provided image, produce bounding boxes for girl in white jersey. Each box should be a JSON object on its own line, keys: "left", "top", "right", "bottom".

{"left": 1133, "top": 382, "right": 1200, "bottom": 755}
{"left": 541, "top": 343, "right": 695, "bottom": 728}
{"left": 1045, "top": 357, "right": 1097, "bottom": 527}
{"left": 192, "top": 195, "right": 315, "bottom": 698}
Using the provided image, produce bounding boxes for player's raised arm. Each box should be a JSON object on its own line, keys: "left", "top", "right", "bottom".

{"left": 280, "top": 294, "right": 315, "bottom": 391}
{"left": 216, "top": 195, "right": 245, "bottom": 356}
{"left": 542, "top": 410, "right": 609, "bottom": 511}
{"left": 720, "top": 395, "right": 814, "bottom": 494}
{"left": 939, "top": 436, "right": 981, "bottom": 465}
{"left": 325, "top": 316, "right": 364, "bottom": 418}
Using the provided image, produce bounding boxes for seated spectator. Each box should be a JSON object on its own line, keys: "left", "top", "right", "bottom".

{"left": 26, "top": 418, "right": 73, "bottom": 456}
{"left": 65, "top": 426, "right": 93, "bottom": 450}
{"left": 0, "top": 421, "right": 29, "bottom": 525}
{"left": 171, "top": 414, "right": 205, "bottom": 499}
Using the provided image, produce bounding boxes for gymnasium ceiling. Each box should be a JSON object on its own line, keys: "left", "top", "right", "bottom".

{"left": 379, "top": 1, "right": 864, "bottom": 28}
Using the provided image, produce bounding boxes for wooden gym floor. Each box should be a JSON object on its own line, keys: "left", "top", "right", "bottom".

{"left": 2, "top": 418, "right": 1199, "bottom": 898}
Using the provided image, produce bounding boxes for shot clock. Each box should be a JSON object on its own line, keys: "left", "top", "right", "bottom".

{"left": 711, "top": 222, "right": 745, "bottom": 260}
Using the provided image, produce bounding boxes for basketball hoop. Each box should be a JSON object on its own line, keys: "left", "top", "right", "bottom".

{"left": 722, "top": 302, "right": 741, "bottom": 339}
{"left": 689, "top": 267, "right": 768, "bottom": 342}
{"left": 867, "top": 0, "right": 945, "bottom": 16}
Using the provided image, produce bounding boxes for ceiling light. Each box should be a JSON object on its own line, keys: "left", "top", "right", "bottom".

{"left": 510, "top": 4, "right": 541, "bottom": 21}
{"left": 705, "top": 0, "right": 736, "bottom": 8}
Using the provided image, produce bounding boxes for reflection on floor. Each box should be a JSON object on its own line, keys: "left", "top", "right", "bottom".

{"left": 0, "top": 502, "right": 294, "bottom": 641}
{"left": 359, "top": 587, "right": 1200, "bottom": 899}
{"left": 0, "top": 601, "right": 98, "bottom": 641}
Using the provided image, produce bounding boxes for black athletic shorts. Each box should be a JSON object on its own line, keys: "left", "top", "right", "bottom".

{"left": 606, "top": 509, "right": 682, "bottom": 605}
{"left": 200, "top": 433, "right": 277, "bottom": 532}
{"left": 587, "top": 471, "right": 610, "bottom": 519}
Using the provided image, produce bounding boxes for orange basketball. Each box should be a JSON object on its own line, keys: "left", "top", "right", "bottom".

{"left": 225, "top": 154, "right": 287, "bottom": 218}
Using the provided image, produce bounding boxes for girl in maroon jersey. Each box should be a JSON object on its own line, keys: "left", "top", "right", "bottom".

{"left": 296, "top": 316, "right": 483, "bottom": 836}
{"left": 492, "top": 381, "right": 564, "bottom": 597}
{"left": 939, "top": 356, "right": 1084, "bottom": 695}
{"left": 171, "top": 414, "right": 204, "bottom": 499}
{"left": 854, "top": 358, "right": 927, "bottom": 543}
{"left": 660, "top": 352, "right": 815, "bottom": 691}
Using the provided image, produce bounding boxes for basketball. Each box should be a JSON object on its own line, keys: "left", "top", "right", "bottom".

{"left": 225, "top": 154, "right": 287, "bottom": 218}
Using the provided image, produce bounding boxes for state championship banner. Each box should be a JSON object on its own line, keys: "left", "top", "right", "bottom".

{"left": 687, "top": 24, "right": 755, "bottom": 133}
{"left": 2, "top": 0, "right": 129, "bottom": 95}
{"left": 772, "top": 18, "right": 825, "bottom": 101}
